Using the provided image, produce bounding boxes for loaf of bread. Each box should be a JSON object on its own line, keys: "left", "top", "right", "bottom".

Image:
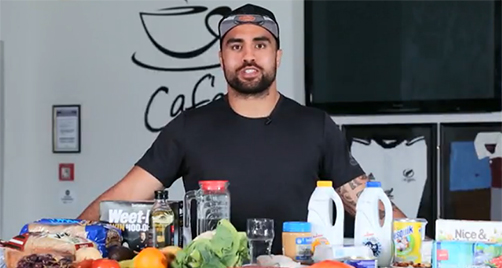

{"left": 20, "top": 218, "right": 121, "bottom": 257}
{"left": 1, "top": 232, "right": 96, "bottom": 268}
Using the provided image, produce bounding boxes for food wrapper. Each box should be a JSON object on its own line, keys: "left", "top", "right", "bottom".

{"left": 1, "top": 247, "right": 32, "bottom": 268}
{"left": 0, "top": 247, "right": 6, "bottom": 268}
{"left": 1, "top": 232, "right": 95, "bottom": 268}
{"left": 19, "top": 218, "right": 121, "bottom": 257}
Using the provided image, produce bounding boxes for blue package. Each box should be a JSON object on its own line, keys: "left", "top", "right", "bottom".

{"left": 343, "top": 259, "right": 377, "bottom": 268}
{"left": 19, "top": 218, "right": 122, "bottom": 257}
{"left": 433, "top": 240, "right": 502, "bottom": 268}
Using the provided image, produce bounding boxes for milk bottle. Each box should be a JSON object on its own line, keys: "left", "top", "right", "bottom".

{"left": 354, "top": 181, "right": 393, "bottom": 266}
{"left": 307, "top": 180, "right": 344, "bottom": 252}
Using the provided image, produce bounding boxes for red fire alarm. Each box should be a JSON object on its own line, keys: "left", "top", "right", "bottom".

{"left": 59, "top": 163, "right": 74, "bottom": 181}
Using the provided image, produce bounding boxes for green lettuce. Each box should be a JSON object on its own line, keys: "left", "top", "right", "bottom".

{"left": 172, "top": 219, "right": 250, "bottom": 268}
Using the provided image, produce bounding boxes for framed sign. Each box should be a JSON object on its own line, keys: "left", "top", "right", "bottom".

{"left": 52, "top": 105, "right": 81, "bottom": 153}
{"left": 440, "top": 122, "right": 502, "bottom": 221}
{"left": 341, "top": 123, "right": 438, "bottom": 239}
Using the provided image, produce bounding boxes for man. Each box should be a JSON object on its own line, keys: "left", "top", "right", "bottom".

{"left": 130, "top": 231, "right": 148, "bottom": 253}
{"left": 78, "top": 3, "right": 407, "bottom": 253}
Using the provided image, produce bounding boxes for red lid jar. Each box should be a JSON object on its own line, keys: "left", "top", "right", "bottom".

{"left": 199, "top": 180, "right": 229, "bottom": 192}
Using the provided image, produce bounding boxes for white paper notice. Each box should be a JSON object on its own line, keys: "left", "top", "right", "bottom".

{"left": 59, "top": 187, "right": 77, "bottom": 205}
{"left": 54, "top": 106, "right": 80, "bottom": 152}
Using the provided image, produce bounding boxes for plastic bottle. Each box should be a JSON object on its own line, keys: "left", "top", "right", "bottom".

{"left": 307, "top": 180, "right": 345, "bottom": 252}
{"left": 354, "top": 181, "right": 394, "bottom": 266}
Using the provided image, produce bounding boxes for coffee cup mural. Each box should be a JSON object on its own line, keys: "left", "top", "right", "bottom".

{"left": 132, "top": 3, "right": 231, "bottom": 132}
{"left": 144, "top": 74, "right": 225, "bottom": 132}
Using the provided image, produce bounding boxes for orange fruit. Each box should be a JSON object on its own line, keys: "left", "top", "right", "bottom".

{"left": 309, "top": 260, "right": 355, "bottom": 268}
{"left": 134, "top": 247, "right": 168, "bottom": 268}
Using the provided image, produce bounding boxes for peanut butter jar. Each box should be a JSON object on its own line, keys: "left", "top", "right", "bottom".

{"left": 282, "top": 221, "right": 313, "bottom": 264}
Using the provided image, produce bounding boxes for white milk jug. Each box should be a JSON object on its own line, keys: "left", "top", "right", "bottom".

{"left": 307, "top": 180, "right": 344, "bottom": 252}
{"left": 354, "top": 181, "right": 393, "bottom": 266}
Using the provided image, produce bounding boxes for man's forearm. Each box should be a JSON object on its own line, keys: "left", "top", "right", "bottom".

{"left": 77, "top": 188, "right": 115, "bottom": 221}
{"left": 336, "top": 174, "right": 408, "bottom": 223}
{"left": 379, "top": 201, "right": 407, "bottom": 221}
{"left": 335, "top": 174, "right": 369, "bottom": 216}
{"left": 77, "top": 198, "right": 101, "bottom": 221}
{"left": 77, "top": 166, "right": 164, "bottom": 221}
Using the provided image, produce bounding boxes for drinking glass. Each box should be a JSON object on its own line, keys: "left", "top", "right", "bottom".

{"left": 246, "top": 218, "right": 274, "bottom": 264}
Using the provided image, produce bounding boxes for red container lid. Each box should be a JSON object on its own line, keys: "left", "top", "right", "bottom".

{"left": 199, "top": 180, "right": 229, "bottom": 191}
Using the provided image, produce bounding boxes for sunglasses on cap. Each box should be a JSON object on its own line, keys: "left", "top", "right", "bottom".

{"left": 219, "top": 14, "right": 279, "bottom": 39}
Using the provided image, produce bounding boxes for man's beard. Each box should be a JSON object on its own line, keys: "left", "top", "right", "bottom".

{"left": 223, "top": 62, "right": 276, "bottom": 97}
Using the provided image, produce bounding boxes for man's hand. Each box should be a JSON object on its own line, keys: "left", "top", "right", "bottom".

{"left": 335, "top": 174, "right": 407, "bottom": 224}
{"left": 77, "top": 166, "right": 165, "bottom": 221}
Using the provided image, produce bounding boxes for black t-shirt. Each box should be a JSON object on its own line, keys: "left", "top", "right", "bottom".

{"left": 136, "top": 94, "right": 364, "bottom": 254}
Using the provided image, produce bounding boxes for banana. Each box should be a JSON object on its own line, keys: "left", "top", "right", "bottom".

{"left": 119, "top": 259, "right": 135, "bottom": 268}
{"left": 160, "top": 246, "right": 182, "bottom": 263}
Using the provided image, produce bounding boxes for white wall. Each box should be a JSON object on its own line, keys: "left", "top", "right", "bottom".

{"left": 0, "top": 0, "right": 304, "bottom": 238}
{"left": 0, "top": 9, "right": 4, "bottom": 239}
{"left": 0, "top": 0, "right": 500, "bottom": 240}
{"left": 0, "top": 0, "right": 4, "bottom": 238}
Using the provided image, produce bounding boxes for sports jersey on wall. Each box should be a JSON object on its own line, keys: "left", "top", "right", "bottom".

{"left": 441, "top": 123, "right": 502, "bottom": 222}
{"left": 449, "top": 141, "right": 492, "bottom": 191}
{"left": 474, "top": 132, "right": 502, "bottom": 220}
{"left": 350, "top": 136, "right": 428, "bottom": 218}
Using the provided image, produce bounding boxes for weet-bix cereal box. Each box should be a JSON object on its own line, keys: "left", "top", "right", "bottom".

{"left": 99, "top": 200, "right": 183, "bottom": 251}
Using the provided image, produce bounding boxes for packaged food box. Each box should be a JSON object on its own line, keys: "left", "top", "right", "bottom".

{"left": 341, "top": 257, "right": 377, "bottom": 268}
{"left": 433, "top": 241, "right": 502, "bottom": 268}
{"left": 99, "top": 200, "right": 184, "bottom": 251}
{"left": 435, "top": 219, "right": 502, "bottom": 243}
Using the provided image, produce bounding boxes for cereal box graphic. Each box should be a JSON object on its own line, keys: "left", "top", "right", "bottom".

{"left": 435, "top": 219, "right": 502, "bottom": 244}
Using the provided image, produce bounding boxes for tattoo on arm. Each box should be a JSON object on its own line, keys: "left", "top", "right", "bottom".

{"left": 335, "top": 174, "right": 369, "bottom": 216}
{"left": 336, "top": 174, "right": 407, "bottom": 220}
{"left": 379, "top": 208, "right": 386, "bottom": 220}
{"left": 379, "top": 201, "right": 406, "bottom": 221}
{"left": 348, "top": 180, "right": 360, "bottom": 190}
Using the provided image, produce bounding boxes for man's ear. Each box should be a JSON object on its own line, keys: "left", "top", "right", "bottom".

{"left": 276, "top": 49, "right": 283, "bottom": 68}
{"left": 218, "top": 50, "right": 223, "bottom": 66}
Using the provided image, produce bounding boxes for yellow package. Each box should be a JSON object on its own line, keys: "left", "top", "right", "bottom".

{"left": 393, "top": 218, "right": 427, "bottom": 263}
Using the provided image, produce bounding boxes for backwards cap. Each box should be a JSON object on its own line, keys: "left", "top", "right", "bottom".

{"left": 218, "top": 3, "right": 280, "bottom": 48}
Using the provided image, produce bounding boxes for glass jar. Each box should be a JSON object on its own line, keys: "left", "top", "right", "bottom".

{"left": 184, "top": 180, "right": 231, "bottom": 239}
{"left": 282, "top": 221, "right": 313, "bottom": 264}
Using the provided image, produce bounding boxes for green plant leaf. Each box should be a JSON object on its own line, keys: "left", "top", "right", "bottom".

{"left": 172, "top": 219, "right": 250, "bottom": 268}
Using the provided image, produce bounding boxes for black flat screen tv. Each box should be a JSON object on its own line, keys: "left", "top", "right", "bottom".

{"left": 305, "top": 0, "right": 502, "bottom": 115}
